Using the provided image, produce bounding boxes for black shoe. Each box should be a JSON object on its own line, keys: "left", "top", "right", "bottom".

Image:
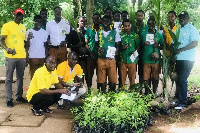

{"left": 31, "top": 108, "right": 43, "bottom": 116}
{"left": 57, "top": 104, "right": 65, "bottom": 109}
{"left": 16, "top": 97, "right": 28, "bottom": 103}
{"left": 42, "top": 107, "right": 53, "bottom": 113}
{"left": 7, "top": 101, "right": 14, "bottom": 108}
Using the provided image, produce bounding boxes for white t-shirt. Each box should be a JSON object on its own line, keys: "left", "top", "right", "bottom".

{"left": 46, "top": 19, "right": 70, "bottom": 46}
{"left": 25, "top": 29, "right": 48, "bottom": 58}
{"left": 95, "top": 30, "right": 121, "bottom": 42}
{"left": 114, "top": 22, "right": 122, "bottom": 33}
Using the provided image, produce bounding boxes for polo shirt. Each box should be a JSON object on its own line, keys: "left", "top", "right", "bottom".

{"left": 25, "top": 29, "right": 48, "bottom": 58}
{"left": 26, "top": 65, "right": 59, "bottom": 102}
{"left": 176, "top": 23, "right": 199, "bottom": 61}
{"left": 57, "top": 61, "right": 83, "bottom": 84}
{"left": 46, "top": 19, "right": 70, "bottom": 46}
{"left": 120, "top": 32, "right": 140, "bottom": 63}
{"left": 140, "top": 31, "right": 164, "bottom": 63}
{"left": 1, "top": 21, "right": 26, "bottom": 58}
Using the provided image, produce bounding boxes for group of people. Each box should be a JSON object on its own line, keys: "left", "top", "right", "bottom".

{"left": 0, "top": 6, "right": 199, "bottom": 116}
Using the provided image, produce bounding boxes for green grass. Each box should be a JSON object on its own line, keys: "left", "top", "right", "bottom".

{"left": 0, "top": 48, "right": 5, "bottom": 66}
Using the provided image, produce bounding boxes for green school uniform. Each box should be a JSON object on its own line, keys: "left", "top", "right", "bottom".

{"left": 97, "top": 29, "right": 117, "bottom": 59}
{"left": 120, "top": 32, "right": 140, "bottom": 64}
{"left": 140, "top": 31, "right": 164, "bottom": 64}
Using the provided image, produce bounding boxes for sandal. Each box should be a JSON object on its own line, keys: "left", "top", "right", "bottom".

{"left": 31, "top": 108, "right": 43, "bottom": 116}
{"left": 42, "top": 107, "right": 53, "bottom": 113}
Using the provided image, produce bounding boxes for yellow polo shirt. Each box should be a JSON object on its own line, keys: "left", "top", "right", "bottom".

{"left": 163, "top": 24, "right": 180, "bottom": 56}
{"left": 57, "top": 61, "right": 83, "bottom": 84}
{"left": 26, "top": 65, "right": 59, "bottom": 102}
{"left": 1, "top": 21, "right": 26, "bottom": 58}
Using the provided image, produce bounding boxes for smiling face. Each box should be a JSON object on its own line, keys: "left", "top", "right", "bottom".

{"left": 68, "top": 53, "right": 78, "bottom": 68}
{"left": 34, "top": 18, "right": 43, "bottom": 30}
{"left": 45, "top": 56, "right": 56, "bottom": 72}
{"left": 167, "top": 13, "right": 176, "bottom": 23}
{"left": 78, "top": 17, "right": 86, "bottom": 28}
{"left": 178, "top": 15, "right": 189, "bottom": 27}
{"left": 136, "top": 12, "right": 145, "bottom": 23}
{"left": 14, "top": 13, "right": 24, "bottom": 24}
{"left": 123, "top": 22, "right": 131, "bottom": 33}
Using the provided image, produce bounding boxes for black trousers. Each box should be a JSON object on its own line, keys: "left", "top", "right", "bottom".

{"left": 29, "top": 93, "right": 61, "bottom": 110}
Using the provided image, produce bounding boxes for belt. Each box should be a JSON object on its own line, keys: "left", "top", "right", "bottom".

{"left": 49, "top": 43, "right": 65, "bottom": 48}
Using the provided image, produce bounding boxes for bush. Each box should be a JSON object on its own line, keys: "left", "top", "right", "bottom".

{"left": 71, "top": 90, "right": 153, "bottom": 133}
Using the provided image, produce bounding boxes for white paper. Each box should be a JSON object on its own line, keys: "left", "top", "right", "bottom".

{"left": 60, "top": 86, "right": 77, "bottom": 101}
{"left": 130, "top": 51, "right": 139, "bottom": 62}
{"left": 146, "top": 34, "right": 154, "bottom": 45}
{"left": 106, "top": 46, "right": 116, "bottom": 58}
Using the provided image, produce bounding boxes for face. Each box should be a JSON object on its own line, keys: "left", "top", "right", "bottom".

{"left": 68, "top": 54, "right": 78, "bottom": 68}
{"left": 34, "top": 18, "right": 43, "bottom": 29}
{"left": 92, "top": 15, "right": 100, "bottom": 25}
{"left": 78, "top": 17, "right": 86, "bottom": 28}
{"left": 102, "top": 18, "right": 110, "bottom": 28}
{"left": 123, "top": 22, "right": 131, "bottom": 33}
{"left": 14, "top": 13, "right": 24, "bottom": 24}
{"left": 121, "top": 13, "right": 128, "bottom": 20}
{"left": 54, "top": 7, "right": 62, "bottom": 19}
{"left": 105, "top": 10, "right": 112, "bottom": 18}
{"left": 114, "top": 13, "right": 121, "bottom": 22}
{"left": 147, "top": 20, "right": 155, "bottom": 30}
{"left": 167, "top": 13, "right": 176, "bottom": 23}
{"left": 40, "top": 11, "right": 48, "bottom": 20}
{"left": 178, "top": 15, "right": 189, "bottom": 27}
{"left": 46, "top": 57, "right": 56, "bottom": 71}
{"left": 136, "top": 12, "right": 145, "bottom": 22}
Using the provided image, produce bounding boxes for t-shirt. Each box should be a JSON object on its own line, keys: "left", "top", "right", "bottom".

{"left": 25, "top": 29, "right": 48, "bottom": 58}
{"left": 26, "top": 65, "right": 59, "bottom": 102}
{"left": 120, "top": 32, "right": 140, "bottom": 64}
{"left": 57, "top": 61, "right": 83, "bottom": 84}
{"left": 46, "top": 19, "right": 70, "bottom": 46}
{"left": 140, "top": 31, "right": 164, "bottom": 63}
{"left": 1, "top": 21, "right": 26, "bottom": 58}
{"left": 176, "top": 23, "right": 199, "bottom": 61}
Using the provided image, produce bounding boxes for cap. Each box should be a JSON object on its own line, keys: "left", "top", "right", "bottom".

{"left": 178, "top": 11, "right": 189, "bottom": 17}
{"left": 14, "top": 8, "right": 24, "bottom": 15}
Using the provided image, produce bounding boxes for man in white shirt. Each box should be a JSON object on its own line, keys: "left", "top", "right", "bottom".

{"left": 46, "top": 6, "right": 70, "bottom": 66}
{"left": 26, "top": 15, "right": 48, "bottom": 78}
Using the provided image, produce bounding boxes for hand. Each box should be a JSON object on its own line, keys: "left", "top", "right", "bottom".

{"left": 6, "top": 48, "right": 13, "bottom": 54}
{"left": 98, "top": 47, "right": 104, "bottom": 54}
{"left": 90, "top": 52, "right": 95, "bottom": 58}
{"left": 123, "top": 45, "right": 128, "bottom": 49}
{"left": 154, "top": 42, "right": 159, "bottom": 48}
{"left": 60, "top": 88, "right": 70, "bottom": 95}
{"left": 27, "top": 32, "right": 34, "bottom": 40}
{"left": 73, "top": 83, "right": 81, "bottom": 87}
{"left": 174, "top": 49, "right": 182, "bottom": 55}
{"left": 107, "top": 57, "right": 113, "bottom": 60}
{"left": 144, "top": 41, "right": 150, "bottom": 46}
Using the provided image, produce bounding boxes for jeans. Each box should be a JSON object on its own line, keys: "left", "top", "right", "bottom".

{"left": 5, "top": 58, "right": 26, "bottom": 102}
{"left": 176, "top": 60, "right": 194, "bottom": 105}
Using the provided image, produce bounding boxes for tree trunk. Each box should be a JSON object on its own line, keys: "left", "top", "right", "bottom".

{"left": 75, "top": 0, "right": 82, "bottom": 16}
{"left": 138, "top": 0, "right": 143, "bottom": 8}
{"left": 86, "top": 0, "right": 94, "bottom": 27}
{"left": 131, "top": 0, "right": 136, "bottom": 7}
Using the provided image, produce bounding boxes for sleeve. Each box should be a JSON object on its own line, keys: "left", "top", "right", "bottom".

{"left": 1, "top": 23, "right": 8, "bottom": 35}
{"left": 25, "top": 29, "right": 30, "bottom": 41}
{"left": 191, "top": 26, "right": 199, "bottom": 42}
{"left": 46, "top": 22, "right": 50, "bottom": 36}
{"left": 43, "top": 30, "right": 48, "bottom": 42}
{"left": 85, "top": 29, "right": 89, "bottom": 39}
{"left": 76, "top": 65, "right": 83, "bottom": 77}
{"left": 159, "top": 33, "right": 164, "bottom": 45}
{"left": 115, "top": 31, "right": 121, "bottom": 42}
{"left": 66, "top": 23, "right": 71, "bottom": 34}
{"left": 57, "top": 63, "right": 64, "bottom": 78}
{"left": 95, "top": 32, "right": 99, "bottom": 41}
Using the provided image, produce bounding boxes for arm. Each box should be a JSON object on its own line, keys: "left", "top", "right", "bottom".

{"left": 40, "top": 87, "right": 70, "bottom": 95}
{"left": 175, "top": 41, "right": 198, "bottom": 54}
{"left": 0, "top": 35, "right": 13, "bottom": 54}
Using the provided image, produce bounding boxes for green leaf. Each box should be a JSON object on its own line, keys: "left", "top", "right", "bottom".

{"left": 152, "top": 0, "right": 159, "bottom": 9}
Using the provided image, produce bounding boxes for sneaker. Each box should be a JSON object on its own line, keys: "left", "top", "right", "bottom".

{"left": 57, "top": 104, "right": 65, "bottom": 109}
{"left": 42, "top": 107, "right": 53, "bottom": 113}
{"left": 31, "top": 108, "right": 43, "bottom": 116}
{"left": 7, "top": 101, "right": 14, "bottom": 108}
{"left": 175, "top": 104, "right": 187, "bottom": 110}
{"left": 16, "top": 97, "right": 28, "bottom": 103}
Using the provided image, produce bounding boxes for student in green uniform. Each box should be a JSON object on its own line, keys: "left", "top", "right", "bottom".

{"left": 85, "top": 13, "right": 101, "bottom": 90}
{"left": 95, "top": 15, "right": 121, "bottom": 92}
{"left": 120, "top": 19, "right": 140, "bottom": 87}
{"left": 140, "top": 18, "right": 164, "bottom": 95}
{"left": 135, "top": 10, "right": 148, "bottom": 84}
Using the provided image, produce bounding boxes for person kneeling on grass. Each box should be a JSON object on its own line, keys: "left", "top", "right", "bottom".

{"left": 56, "top": 51, "right": 86, "bottom": 108}
{"left": 26, "top": 56, "right": 70, "bottom": 116}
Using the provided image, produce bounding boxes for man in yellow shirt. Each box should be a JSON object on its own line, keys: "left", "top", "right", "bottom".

{"left": 57, "top": 51, "right": 86, "bottom": 108}
{"left": 0, "top": 8, "right": 27, "bottom": 107}
{"left": 26, "top": 56, "right": 70, "bottom": 116}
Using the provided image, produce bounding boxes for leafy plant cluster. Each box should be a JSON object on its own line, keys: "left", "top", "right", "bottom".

{"left": 71, "top": 90, "right": 153, "bottom": 133}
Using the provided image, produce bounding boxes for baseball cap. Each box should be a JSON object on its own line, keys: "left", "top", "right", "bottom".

{"left": 14, "top": 8, "right": 24, "bottom": 15}
{"left": 178, "top": 11, "right": 189, "bottom": 17}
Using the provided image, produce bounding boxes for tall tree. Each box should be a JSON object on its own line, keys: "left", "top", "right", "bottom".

{"left": 86, "top": 0, "right": 94, "bottom": 27}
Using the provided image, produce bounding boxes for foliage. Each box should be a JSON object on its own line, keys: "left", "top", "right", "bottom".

{"left": 0, "top": 49, "right": 5, "bottom": 66}
{"left": 71, "top": 90, "right": 153, "bottom": 132}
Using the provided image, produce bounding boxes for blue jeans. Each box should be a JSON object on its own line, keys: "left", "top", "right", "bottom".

{"left": 176, "top": 60, "right": 194, "bottom": 105}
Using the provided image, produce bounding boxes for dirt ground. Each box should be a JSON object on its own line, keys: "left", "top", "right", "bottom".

{"left": 0, "top": 65, "right": 200, "bottom": 133}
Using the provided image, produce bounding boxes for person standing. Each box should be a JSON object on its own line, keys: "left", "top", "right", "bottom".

{"left": 0, "top": 8, "right": 27, "bottom": 107}
{"left": 120, "top": 19, "right": 140, "bottom": 87}
{"left": 174, "top": 11, "right": 199, "bottom": 109}
{"left": 25, "top": 15, "right": 48, "bottom": 79}
{"left": 40, "top": 8, "right": 48, "bottom": 30}
{"left": 85, "top": 13, "right": 101, "bottom": 90}
{"left": 46, "top": 6, "right": 70, "bottom": 66}
{"left": 26, "top": 56, "right": 70, "bottom": 116}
